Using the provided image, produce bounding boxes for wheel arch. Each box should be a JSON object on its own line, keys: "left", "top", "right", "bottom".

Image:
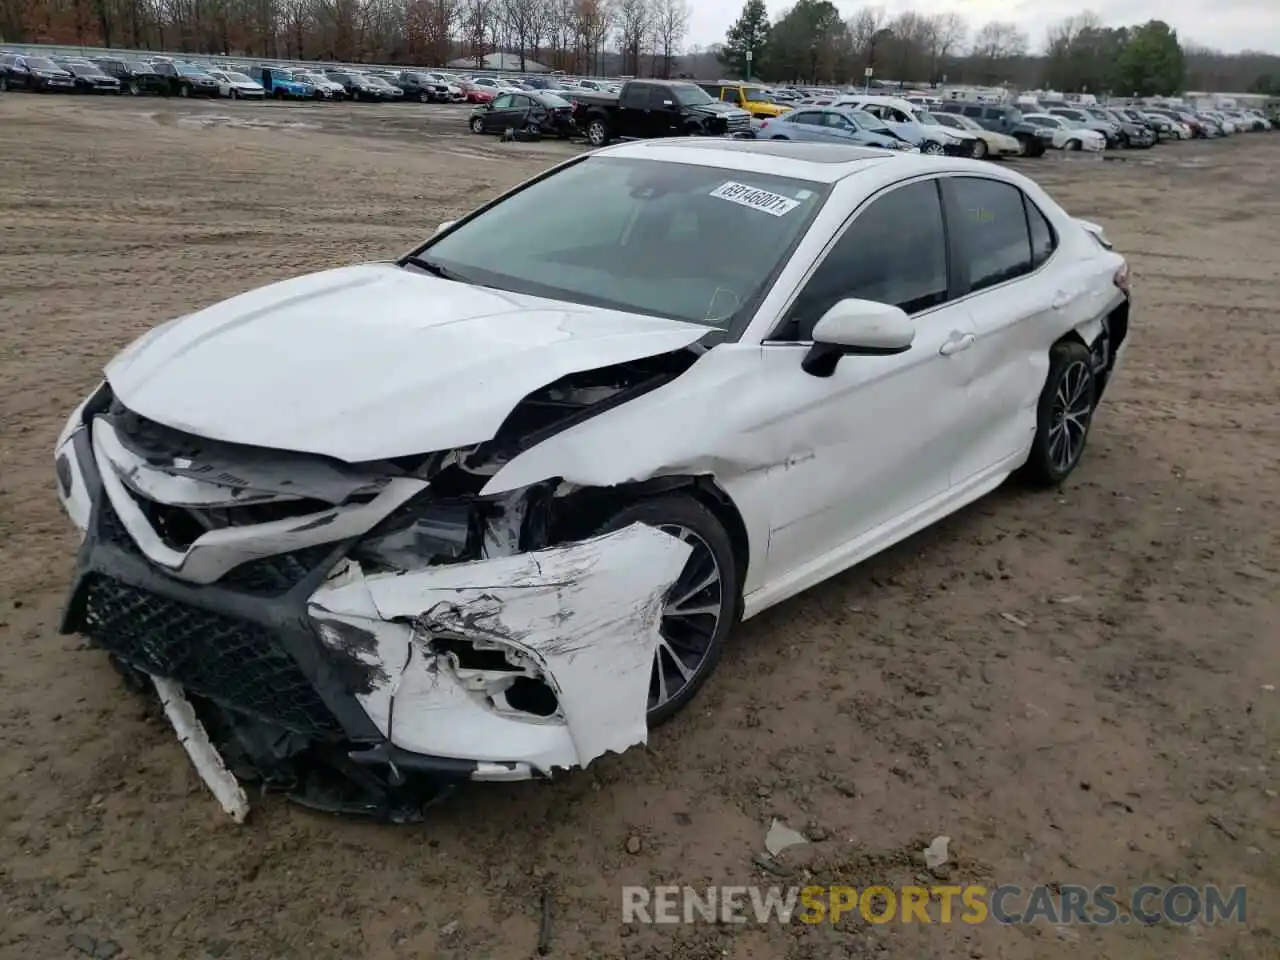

{"left": 547, "top": 474, "right": 750, "bottom": 592}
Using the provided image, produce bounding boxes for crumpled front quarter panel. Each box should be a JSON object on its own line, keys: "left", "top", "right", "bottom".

{"left": 309, "top": 523, "right": 691, "bottom": 771}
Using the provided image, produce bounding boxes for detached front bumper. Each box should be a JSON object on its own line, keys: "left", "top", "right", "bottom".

{"left": 54, "top": 407, "right": 690, "bottom": 817}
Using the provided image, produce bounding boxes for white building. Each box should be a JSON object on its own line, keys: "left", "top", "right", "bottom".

{"left": 447, "top": 52, "right": 550, "bottom": 72}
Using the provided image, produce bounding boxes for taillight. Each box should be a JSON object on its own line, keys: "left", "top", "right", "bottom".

{"left": 1114, "top": 262, "right": 1130, "bottom": 296}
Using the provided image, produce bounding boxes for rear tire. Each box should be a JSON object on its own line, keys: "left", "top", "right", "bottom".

{"left": 1021, "top": 340, "right": 1096, "bottom": 487}
{"left": 586, "top": 117, "right": 610, "bottom": 146}
{"left": 590, "top": 493, "right": 740, "bottom": 727}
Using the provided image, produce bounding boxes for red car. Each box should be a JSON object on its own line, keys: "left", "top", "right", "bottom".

{"left": 459, "top": 82, "right": 495, "bottom": 104}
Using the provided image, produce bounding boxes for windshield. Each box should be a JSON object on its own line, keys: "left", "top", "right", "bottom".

{"left": 539, "top": 93, "right": 571, "bottom": 108}
{"left": 226, "top": 72, "right": 253, "bottom": 83}
{"left": 415, "top": 157, "right": 828, "bottom": 329}
{"left": 914, "top": 109, "right": 940, "bottom": 124}
{"left": 28, "top": 58, "right": 60, "bottom": 70}
{"left": 743, "top": 87, "right": 775, "bottom": 102}
{"left": 367, "top": 76, "right": 393, "bottom": 87}
{"left": 672, "top": 82, "right": 713, "bottom": 106}
{"left": 177, "top": 64, "right": 208, "bottom": 76}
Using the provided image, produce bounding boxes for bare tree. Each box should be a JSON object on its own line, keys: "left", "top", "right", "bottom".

{"left": 463, "top": 0, "right": 492, "bottom": 67}
{"left": 971, "top": 19, "right": 1027, "bottom": 82}
{"left": 846, "top": 5, "right": 888, "bottom": 68}
{"left": 503, "top": 0, "right": 540, "bottom": 68}
{"left": 611, "top": 0, "right": 650, "bottom": 75}
{"left": 926, "top": 12, "right": 965, "bottom": 80}
{"left": 650, "top": 0, "right": 686, "bottom": 78}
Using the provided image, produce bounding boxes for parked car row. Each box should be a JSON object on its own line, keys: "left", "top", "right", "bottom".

{"left": 4, "top": 50, "right": 1273, "bottom": 159}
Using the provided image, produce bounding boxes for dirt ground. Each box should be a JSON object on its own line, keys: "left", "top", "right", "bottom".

{"left": 0, "top": 94, "right": 1276, "bottom": 960}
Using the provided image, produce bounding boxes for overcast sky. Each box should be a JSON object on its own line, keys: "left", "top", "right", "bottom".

{"left": 685, "top": 0, "right": 1280, "bottom": 57}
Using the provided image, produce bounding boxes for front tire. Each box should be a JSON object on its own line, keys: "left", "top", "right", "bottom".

{"left": 591, "top": 494, "right": 739, "bottom": 726}
{"left": 1021, "top": 340, "right": 1096, "bottom": 487}
{"left": 1066, "top": 137, "right": 1082, "bottom": 151}
{"left": 972, "top": 139, "right": 988, "bottom": 159}
{"left": 469, "top": 116, "right": 484, "bottom": 134}
{"left": 921, "top": 140, "right": 944, "bottom": 155}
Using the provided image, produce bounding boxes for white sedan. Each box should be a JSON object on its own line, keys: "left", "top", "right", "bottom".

{"left": 1022, "top": 113, "right": 1107, "bottom": 151}
{"left": 928, "top": 112, "right": 1023, "bottom": 157}
{"left": 206, "top": 69, "right": 264, "bottom": 100}
{"left": 53, "top": 140, "right": 1130, "bottom": 821}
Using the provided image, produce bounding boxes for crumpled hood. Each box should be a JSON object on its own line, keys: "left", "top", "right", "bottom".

{"left": 105, "top": 263, "right": 707, "bottom": 463}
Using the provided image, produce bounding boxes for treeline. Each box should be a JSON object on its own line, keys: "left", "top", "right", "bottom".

{"left": 716, "top": 0, "right": 1278, "bottom": 95}
{"left": 0, "top": 0, "right": 690, "bottom": 75}
{"left": 1, "top": 0, "right": 1277, "bottom": 92}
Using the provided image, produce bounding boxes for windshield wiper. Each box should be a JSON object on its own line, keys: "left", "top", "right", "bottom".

{"left": 402, "top": 254, "right": 469, "bottom": 283}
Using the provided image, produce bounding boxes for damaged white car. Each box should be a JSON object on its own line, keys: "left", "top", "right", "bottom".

{"left": 54, "top": 139, "right": 1131, "bottom": 820}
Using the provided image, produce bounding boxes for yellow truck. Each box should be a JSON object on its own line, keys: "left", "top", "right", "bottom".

{"left": 696, "top": 81, "right": 791, "bottom": 119}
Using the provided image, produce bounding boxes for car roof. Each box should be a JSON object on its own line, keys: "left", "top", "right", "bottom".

{"left": 596, "top": 138, "right": 923, "bottom": 183}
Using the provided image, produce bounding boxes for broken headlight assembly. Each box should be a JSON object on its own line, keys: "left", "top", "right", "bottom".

{"left": 349, "top": 496, "right": 480, "bottom": 572}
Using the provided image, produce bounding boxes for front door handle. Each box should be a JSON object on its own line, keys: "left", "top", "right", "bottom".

{"left": 939, "top": 333, "right": 976, "bottom": 356}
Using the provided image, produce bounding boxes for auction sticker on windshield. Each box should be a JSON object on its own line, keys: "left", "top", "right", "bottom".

{"left": 710, "top": 182, "right": 801, "bottom": 217}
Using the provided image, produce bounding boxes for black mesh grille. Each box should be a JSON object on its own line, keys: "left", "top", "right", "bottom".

{"left": 78, "top": 575, "right": 341, "bottom": 736}
{"left": 219, "top": 544, "right": 339, "bottom": 595}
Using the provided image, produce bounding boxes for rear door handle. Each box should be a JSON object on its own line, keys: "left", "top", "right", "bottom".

{"left": 939, "top": 333, "right": 976, "bottom": 356}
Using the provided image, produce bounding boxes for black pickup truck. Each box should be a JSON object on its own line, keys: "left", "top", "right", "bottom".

{"left": 566, "top": 79, "right": 752, "bottom": 146}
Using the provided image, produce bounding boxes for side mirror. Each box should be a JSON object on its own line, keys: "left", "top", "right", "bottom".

{"left": 801, "top": 299, "right": 914, "bottom": 377}
{"left": 434, "top": 220, "right": 456, "bottom": 236}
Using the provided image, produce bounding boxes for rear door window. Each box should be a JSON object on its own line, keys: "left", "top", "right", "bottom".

{"left": 945, "top": 177, "right": 1034, "bottom": 292}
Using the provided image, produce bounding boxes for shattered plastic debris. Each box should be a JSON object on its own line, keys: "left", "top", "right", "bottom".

{"left": 765, "top": 818, "right": 809, "bottom": 856}
{"left": 923, "top": 835, "right": 951, "bottom": 870}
